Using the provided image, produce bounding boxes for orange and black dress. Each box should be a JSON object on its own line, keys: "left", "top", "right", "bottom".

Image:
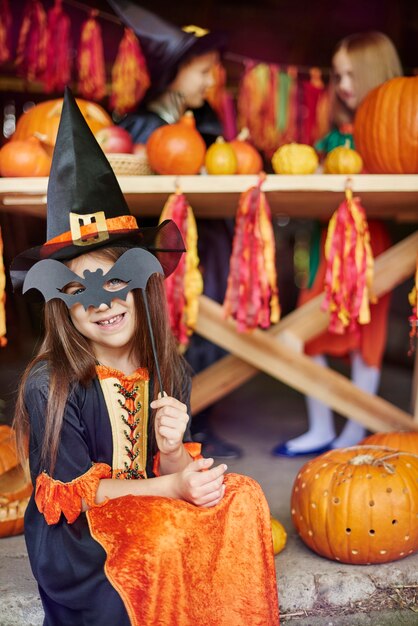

{"left": 24, "top": 362, "right": 280, "bottom": 626}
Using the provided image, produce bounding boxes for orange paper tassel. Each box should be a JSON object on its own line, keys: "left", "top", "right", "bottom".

{"left": 159, "top": 191, "right": 203, "bottom": 346}
{"left": 0, "top": 0, "right": 12, "bottom": 64}
{"left": 206, "top": 62, "right": 227, "bottom": 119}
{"left": 110, "top": 28, "right": 150, "bottom": 114}
{"left": 223, "top": 174, "right": 280, "bottom": 332}
{"left": 16, "top": 0, "right": 47, "bottom": 82}
{"left": 0, "top": 227, "right": 7, "bottom": 347}
{"left": 77, "top": 10, "right": 106, "bottom": 101}
{"left": 407, "top": 254, "right": 418, "bottom": 356}
{"left": 43, "top": 0, "right": 72, "bottom": 93}
{"left": 321, "top": 186, "right": 374, "bottom": 334}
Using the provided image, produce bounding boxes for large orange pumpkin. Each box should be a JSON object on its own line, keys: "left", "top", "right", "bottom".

{"left": 291, "top": 446, "right": 418, "bottom": 564}
{"left": 146, "top": 111, "right": 206, "bottom": 175}
{"left": 0, "top": 136, "right": 52, "bottom": 177}
{"left": 354, "top": 76, "right": 418, "bottom": 173}
{"left": 0, "top": 425, "right": 33, "bottom": 538}
{"left": 360, "top": 431, "right": 418, "bottom": 454}
{"left": 230, "top": 128, "right": 263, "bottom": 174}
{"left": 0, "top": 425, "right": 19, "bottom": 474}
{"left": 12, "top": 98, "right": 112, "bottom": 147}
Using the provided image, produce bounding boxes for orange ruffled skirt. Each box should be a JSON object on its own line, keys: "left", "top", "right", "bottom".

{"left": 87, "top": 473, "right": 280, "bottom": 626}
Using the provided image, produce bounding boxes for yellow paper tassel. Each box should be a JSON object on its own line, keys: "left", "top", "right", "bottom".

{"left": 408, "top": 254, "right": 418, "bottom": 356}
{"left": 0, "top": 227, "right": 7, "bottom": 347}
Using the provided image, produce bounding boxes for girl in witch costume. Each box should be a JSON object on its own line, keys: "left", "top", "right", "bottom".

{"left": 11, "top": 89, "right": 279, "bottom": 626}
{"left": 272, "top": 32, "right": 403, "bottom": 458}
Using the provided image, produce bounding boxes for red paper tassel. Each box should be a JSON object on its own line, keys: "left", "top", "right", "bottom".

{"left": 110, "top": 28, "right": 150, "bottom": 115}
{"left": 300, "top": 68, "right": 329, "bottom": 146}
{"left": 77, "top": 10, "right": 106, "bottom": 101}
{"left": 0, "top": 0, "right": 12, "bottom": 64}
{"left": 224, "top": 174, "right": 280, "bottom": 332}
{"left": 407, "top": 255, "right": 418, "bottom": 356}
{"left": 321, "top": 187, "right": 374, "bottom": 334}
{"left": 16, "top": 0, "right": 47, "bottom": 82}
{"left": 159, "top": 191, "right": 202, "bottom": 347}
{"left": 43, "top": 0, "right": 72, "bottom": 93}
{"left": 0, "top": 227, "right": 7, "bottom": 348}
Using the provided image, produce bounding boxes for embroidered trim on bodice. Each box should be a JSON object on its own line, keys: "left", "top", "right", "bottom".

{"left": 96, "top": 365, "right": 150, "bottom": 479}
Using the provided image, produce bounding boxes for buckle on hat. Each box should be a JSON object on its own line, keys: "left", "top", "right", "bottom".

{"left": 70, "top": 211, "right": 109, "bottom": 246}
{"left": 182, "top": 25, "right": 209, "bottom": 37}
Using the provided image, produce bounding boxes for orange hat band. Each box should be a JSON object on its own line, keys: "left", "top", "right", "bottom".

{"left": 46, "top": 214, "right": 139, "bottom": 247}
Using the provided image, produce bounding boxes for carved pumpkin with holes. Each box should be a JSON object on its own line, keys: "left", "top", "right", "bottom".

{"left": 0, "top": 425, "right": 32, "bottom": 538}
{"left": 291, "top": 446, "right": 418, "bottom": 564}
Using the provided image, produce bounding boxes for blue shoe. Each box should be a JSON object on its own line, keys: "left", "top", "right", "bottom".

{"left": 271, "top": 441, "right": 334, "bottom": 457}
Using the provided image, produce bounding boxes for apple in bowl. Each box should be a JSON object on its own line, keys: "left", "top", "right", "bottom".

{"left": 94, "top": 126, "right": 134, "bottom": 154}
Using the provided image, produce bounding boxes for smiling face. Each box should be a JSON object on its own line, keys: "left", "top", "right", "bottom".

{"left": 169, "top": 50, "right": 219, "bottom": 108}
{"left": 65, "top": 252, "right": 136, "bottom": 364}
{"left": 332, "top": 48, "right": 358, "bottom": 111}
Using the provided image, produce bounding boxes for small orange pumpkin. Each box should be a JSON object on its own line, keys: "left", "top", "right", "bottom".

{"left": 146, "top": 111, "right": 206, "bottom": 175}
{"left": 12, "top": 98, "right": 112, "bottom": 147}
{"left": 360, "top": 431, "right": 418, "bottom": 455}
{"left": 291, "top": 446, "right": 418, "bottom": 564}
{"left": 0, "top": 136, "right": 52, "bottom": 177}
{"left": 205, "top": 136, "right": 237, "bottom": 175}
{"left": 230, "top": 128, "right": 263, "bottom": 174}
{"left": 354, "top": 76, "right": 418, "bottom": 173}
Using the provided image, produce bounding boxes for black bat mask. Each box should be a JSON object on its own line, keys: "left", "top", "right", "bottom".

{"left": 22, "top": 248, "right": 164, "bottom": 309}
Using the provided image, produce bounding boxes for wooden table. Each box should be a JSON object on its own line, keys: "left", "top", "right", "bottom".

{"left": 1, "top": 174, "right": 418, "bottom": 432}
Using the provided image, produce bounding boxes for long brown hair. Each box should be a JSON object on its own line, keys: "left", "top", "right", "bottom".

{"left": 14, "top": 246, "right": 186, "bottom": 473}
{"left": 330, "top": 31, "right": 403, "bottom": 127}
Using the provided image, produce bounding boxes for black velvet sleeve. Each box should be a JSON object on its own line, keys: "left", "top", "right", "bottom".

{"left": 25, "top": 364, "right": 94, "bottom": 483}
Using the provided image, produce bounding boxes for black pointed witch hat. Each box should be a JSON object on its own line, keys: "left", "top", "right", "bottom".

{"left": 10, "top": 87, "right": 184, "bottom": 293}
{"left": 107, "top": 0, "right": 227, "bottom": 100}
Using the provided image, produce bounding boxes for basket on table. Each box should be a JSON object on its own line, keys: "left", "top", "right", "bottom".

{"left": 106, "top": 153, "right": 154, "bottom": 176}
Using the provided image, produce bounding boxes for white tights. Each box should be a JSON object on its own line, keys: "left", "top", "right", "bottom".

{"left": 286, "top": 351, "right": 380, "bottom": 451}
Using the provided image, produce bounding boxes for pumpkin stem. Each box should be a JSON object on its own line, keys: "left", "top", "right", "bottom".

{"left": 215, "top": 136, "right": 225, "bottom": 144}
{"left": 349, "top": 454, "right": 376, "bottom": 465}
{"left": 236, "top": 127, "right": 250, "bottom": 142}
{"left": 181, "top": 110, "right": 196, "bottom": 127}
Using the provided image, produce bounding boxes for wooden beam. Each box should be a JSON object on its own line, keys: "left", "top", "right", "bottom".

{"left": 191, "top": 231, "right": 418, "bottom": 414}
{"left": 191, "top": 296, "right": 416, "bottom": 433}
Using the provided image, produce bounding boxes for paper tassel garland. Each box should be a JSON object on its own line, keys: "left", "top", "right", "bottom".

{"left": 408, "top": 255, "right": 418, "bottom": 356}
{"left": 77, "top": 10, "right": 106, "bottom": 101}
{"left": 0, "top": 227, "right": 7, "bottom": 347}
{"left": 237, "top": 63, "right": 298, "bottom": 158}
{"left": 321, "top": 186, "right": 374, "bottom": 334}
{"left": 110, "top": 28, "right": 150, "bottom": 115}
{"left": 44, "top": 0, "right": 72, "bottom": 93}
{"left": 159, "top": 192, "right": 203, "bottom": 347}
{"left": 16, "top": 0, "right": 47, "bottom": 82}
{"left": 224, "top": 175, "right": 280, "bottom": 332}
{"left": 0, "top": 0, "right": 12, "bottom": 64}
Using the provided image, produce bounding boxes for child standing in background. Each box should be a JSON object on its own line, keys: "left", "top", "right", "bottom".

{"left": 273, "top": 32, "right": 403, "bottom": 457}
